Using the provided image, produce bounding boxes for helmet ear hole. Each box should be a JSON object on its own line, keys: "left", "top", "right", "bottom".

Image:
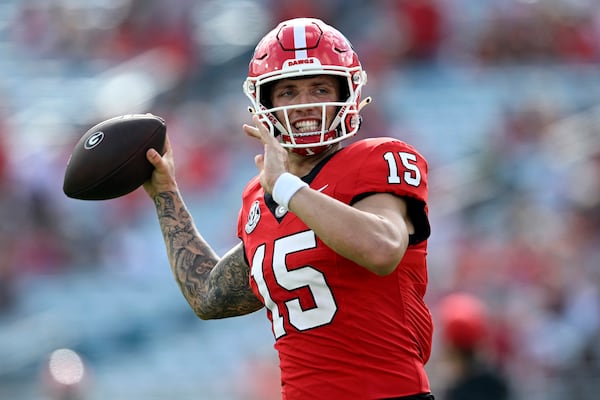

{"left": 259, "top": 81, "right": 274, "bottom": 109}
{"left": 336, "top": 76, "right": 350, "bottom": 102}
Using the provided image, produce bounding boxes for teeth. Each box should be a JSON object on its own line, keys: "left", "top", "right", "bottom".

{"left": 294, "top": 120, "right": 320, "bottom": 133}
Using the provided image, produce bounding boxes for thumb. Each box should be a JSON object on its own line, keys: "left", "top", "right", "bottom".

{"left": 146, "top": 148, "right": 162, "bottom": 167}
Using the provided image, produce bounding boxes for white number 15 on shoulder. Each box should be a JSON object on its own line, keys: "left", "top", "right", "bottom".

{"left": 383, "top": 151, "right": 421, "bottom": 186}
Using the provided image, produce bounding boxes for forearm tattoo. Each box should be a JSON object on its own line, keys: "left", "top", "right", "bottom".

{"left": 154, "top": 192, "right": 263, "bottom": 319}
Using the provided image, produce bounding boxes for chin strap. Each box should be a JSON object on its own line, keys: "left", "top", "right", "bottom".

{"left": 358, "top": 96, "right": 372, "bottom": 111}
{"left": 350, "top": 96, "right": 372, "bottom": 133}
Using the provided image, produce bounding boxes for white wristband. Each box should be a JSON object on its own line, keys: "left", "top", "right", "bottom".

{"left": 272, "top": 172, "right": 308, "bottom": 210}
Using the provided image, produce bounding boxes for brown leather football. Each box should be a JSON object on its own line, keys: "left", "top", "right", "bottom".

{"left": 63, "top": 114, "right": 166, "bottom": 200}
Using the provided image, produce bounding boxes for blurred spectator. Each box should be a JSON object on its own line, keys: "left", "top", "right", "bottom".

{"left": 0, "top": 232, "right": 17, "bottom": 313}
{"left": 436, "top": 292, "right": 512, "bottom": 400}
{"left": 269, "top": 0, "right": 340, "bottom": 26}
{"left": 392, "top": 0, "right": 446, "bottom": 61}
{"left": 475, "top": 1, "right": 599, "bottom": 64}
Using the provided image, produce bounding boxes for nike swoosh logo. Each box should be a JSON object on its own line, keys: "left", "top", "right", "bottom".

{"left": 316, "top": 184, "right": 329, "bottom": 192}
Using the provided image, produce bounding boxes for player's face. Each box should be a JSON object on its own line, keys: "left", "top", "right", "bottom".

{"left": 270, "top": 75, "right": 340, "bottom": 134}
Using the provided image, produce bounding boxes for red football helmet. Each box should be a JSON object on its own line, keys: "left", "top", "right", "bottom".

{"left": 243, "top": 18, "right": 369, "bottom": 155}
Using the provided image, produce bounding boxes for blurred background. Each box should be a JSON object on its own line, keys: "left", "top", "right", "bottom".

{"left": 0, "top": 0, "right": 599, "bottom": 399}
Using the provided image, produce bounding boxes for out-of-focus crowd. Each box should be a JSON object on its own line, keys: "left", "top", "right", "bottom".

{"left": 1, "top": 0, "right": 600, "bottom": 399}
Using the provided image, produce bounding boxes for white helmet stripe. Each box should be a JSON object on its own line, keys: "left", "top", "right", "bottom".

{"left": 293, "top": 24, "right": 308, "bottom": 59}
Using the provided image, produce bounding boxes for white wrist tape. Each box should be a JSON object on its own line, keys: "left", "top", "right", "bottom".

{"left": 272, "top": 172, "right": 308, "bottom": 210}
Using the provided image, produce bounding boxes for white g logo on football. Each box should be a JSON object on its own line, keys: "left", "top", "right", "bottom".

{"left": 84, "top": 131, "right": 104, "bottom": 149}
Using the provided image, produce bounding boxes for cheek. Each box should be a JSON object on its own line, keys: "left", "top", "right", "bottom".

{"left": 326, "top": 107, "right": 338, "bottom": 123}
{"left": 273, "top": 109, "right": 286, "bottom": 123}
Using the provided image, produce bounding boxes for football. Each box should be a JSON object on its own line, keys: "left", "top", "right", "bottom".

{"left": 63, "top": 113, "right": 167, "bottom": 200}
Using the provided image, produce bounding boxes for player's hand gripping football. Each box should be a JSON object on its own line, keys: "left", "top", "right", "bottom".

{"left": 143, "top": 135, "right": 178, "bottom": 198}
{"left": 243, "top": 114, "right": 289, "bottom": 194}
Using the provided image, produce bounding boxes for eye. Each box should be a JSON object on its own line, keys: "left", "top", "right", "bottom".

{"left": 313, "top": 85, "right": 338, "bottom": 99}
{"left": 275, "top": 88, "right": 294, "bottom": 98}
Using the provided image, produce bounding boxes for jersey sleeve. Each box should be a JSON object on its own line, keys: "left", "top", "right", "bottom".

{"left": 348, "top": 138, "right": 431, "bottom": 244}
{"left": 237, "top": 176, "right": 262, "bottom": 240}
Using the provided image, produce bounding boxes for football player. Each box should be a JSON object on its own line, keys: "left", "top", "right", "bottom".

{"left": 144, "top": 17, "right": 434, "bottom": 400}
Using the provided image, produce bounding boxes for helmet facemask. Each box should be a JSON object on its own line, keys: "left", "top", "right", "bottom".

{"left": 245, "top": 69, "right": 367, "bottom": 155}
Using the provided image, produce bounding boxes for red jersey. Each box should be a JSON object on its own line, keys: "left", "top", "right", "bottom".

{"left": 237, "top": 138, "right": 433, "bottom": 400}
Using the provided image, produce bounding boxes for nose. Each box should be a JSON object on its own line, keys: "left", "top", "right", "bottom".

{"left": 296, "top": 90, "right": 313, "bottom": 104}
{"left": 293, "top": 90, "right": 319, "bottom": 112}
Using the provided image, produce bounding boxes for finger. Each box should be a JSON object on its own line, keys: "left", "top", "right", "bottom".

{"left": 254, "top": 153, "right": 264, "bottom": 170}
{"left": 250, "top": 115, "right": 280, "bottom": 146}
{"left": 243, "top": 123, "right": 261, "bottom": 140}
{"left": 162, "top": 135, "right": 173, "bottom": 154}
{"left": 147, "top": 135, "right": 171, "bottom": 166}
{"left": 252, "top": 115, "right": 274, "bottom": 142}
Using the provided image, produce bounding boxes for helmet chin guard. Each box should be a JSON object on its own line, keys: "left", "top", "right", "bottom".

{"left": 243, "top": 18, "right": 369, "bottom": 155}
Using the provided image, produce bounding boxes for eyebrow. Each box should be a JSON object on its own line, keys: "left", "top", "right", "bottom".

{"left": 273, "top": 79, "right": 336, "bottom": 91}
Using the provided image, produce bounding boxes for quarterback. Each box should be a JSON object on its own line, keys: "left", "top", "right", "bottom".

{"left": 144, "top": 17, "right": 435, "bottom": 400}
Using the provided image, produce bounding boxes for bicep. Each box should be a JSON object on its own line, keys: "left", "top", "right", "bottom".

{"left": 201, "top": 242, "right": 263, "bottom": 319}
{"left": 353, "top": 193, "right": 414, "bottom": 236}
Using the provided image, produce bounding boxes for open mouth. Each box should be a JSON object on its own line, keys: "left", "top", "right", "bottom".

{"left": 293, "top": 120, "right": 323, "bottom": 135}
